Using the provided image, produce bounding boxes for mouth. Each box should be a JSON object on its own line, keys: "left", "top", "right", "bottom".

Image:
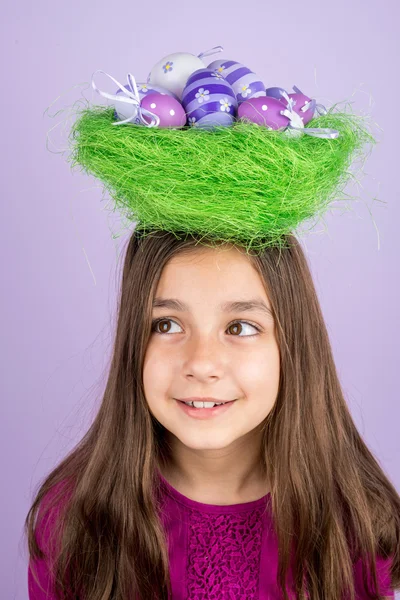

{"left": 176, "top": 399, "right": 236, "bottom": 408}
{"left": 174, "top": 398, "right": 237, "bottom": 419}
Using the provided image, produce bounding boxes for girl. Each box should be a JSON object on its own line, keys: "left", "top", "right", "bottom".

{"left": 25, "top": 53, "right": 400, "bottom": 599}
{"left": 25, "top": 230, "right": 400, "bottom": 600}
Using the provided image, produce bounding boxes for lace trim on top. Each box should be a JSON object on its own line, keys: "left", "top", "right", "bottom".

{"left": 157, "top": 471, "right": 270, "bottom": 599}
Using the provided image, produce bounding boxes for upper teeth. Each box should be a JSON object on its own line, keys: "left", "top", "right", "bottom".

{"left": 184, "top": 401, "right": 226, "bottom": 408}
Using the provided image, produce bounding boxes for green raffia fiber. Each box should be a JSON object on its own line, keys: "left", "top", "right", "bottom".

{"left": 67, "top": 104, "right": 375, "bottom": 252}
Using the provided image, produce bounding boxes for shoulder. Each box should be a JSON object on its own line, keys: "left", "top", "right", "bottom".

{"left": 28, "top": 479, "right": 74, "bottom": 599}
{"left": 353, "top": 553, "right": 394, "bottom": 598}
{"left": 34, "top": 479, "right": 72, "bottom": 554}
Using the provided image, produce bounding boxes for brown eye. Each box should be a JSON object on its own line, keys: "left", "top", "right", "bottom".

{"left": 151, "top": 318, "right": 183, "bottom": 334}
{"left": 227, "top": 320, "right": 261, "bottom": 337}
{"left": 154, "top": 319, "right": 172, "bottom": 333}
{"left": 228, "top": 322, "right": 242, "bottom": 335}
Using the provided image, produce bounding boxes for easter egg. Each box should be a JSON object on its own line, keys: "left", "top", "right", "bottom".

{"left": 140, "top": 93, "right": 187, "bottom": 128}
{"left": 113, "top": 84, "right": 139, "bottom": 122}
{"left": 207, "top": 59, "right": 266, "bottom": 105}
{"left": 113, "top": 83, "right": 178, "bottom": 122}
{"left": 266, "top": 87, "right": 288, "bottom": 100}
{"left": 147, "top": 52, "right": 205, "bottom": 99}
{"left": 181, "top": 68, "right": 237, "bottom": 130}
{"left": 238, "top": 97, "right": 290, "bottom": 130}
{"left": 279, "top": 89, "right": 316, "bottom": 125}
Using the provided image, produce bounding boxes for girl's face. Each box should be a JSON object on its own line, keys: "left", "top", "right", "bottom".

{"left": 143, "top": 245, "right": 280, "bottom": 453}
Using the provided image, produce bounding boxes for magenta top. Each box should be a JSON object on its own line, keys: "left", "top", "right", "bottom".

{"left": 28, "top": 473, "right": 394, "bottom": 599}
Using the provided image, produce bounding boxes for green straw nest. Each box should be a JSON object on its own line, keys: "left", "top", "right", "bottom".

{"left": 67, "top": 104, "right": 375, "bottom": 252}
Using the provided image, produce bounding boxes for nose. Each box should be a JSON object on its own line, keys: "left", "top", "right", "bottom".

{"left": 183, "top": 334, "right": 225, "bottom": 380}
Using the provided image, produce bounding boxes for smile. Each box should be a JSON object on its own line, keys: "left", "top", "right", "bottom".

{"left": 175, "top": 399, "right": 236, "bottom": 420}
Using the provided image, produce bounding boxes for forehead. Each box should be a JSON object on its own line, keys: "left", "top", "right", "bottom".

{"left": 155, "top": 246, "right": 269, "bottom": 304}
{"left": 161, "top": 245, "right": 256, "bottom": 277}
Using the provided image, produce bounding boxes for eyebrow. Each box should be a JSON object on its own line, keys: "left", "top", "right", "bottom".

{"left": 152, "top": 297, "right": 274, "bottom": 319}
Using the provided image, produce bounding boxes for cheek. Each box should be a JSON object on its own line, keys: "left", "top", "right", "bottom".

{"left": 236, "top": 344, "right": 280, "bottom": 392}
{"left": 143, "top": 349, "right": 175, "bottom": 398}
{"left": 237, "top": 348, "right": 280, "bottom": 420}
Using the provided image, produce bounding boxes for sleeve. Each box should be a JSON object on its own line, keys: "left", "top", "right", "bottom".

{"left": 353, "top": 553, "right": 394, "bottom": 599}
{"left": 27, "top": 484, "right": 66, "bottom": 600}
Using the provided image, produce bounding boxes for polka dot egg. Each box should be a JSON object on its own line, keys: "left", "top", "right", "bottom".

{"left": 141, "top": 93, "right": 187, "bottom": 128}
{"left": 238, "top": 96, "right": 290, "bottom": 130}
{"left": 181, "top": 68, "right": 237, "bottom": 130}
{"left": 207, "top": 59, "right": 266, "bottom": 105}
{"left": 279, "top": 89, "right": 316, "bottom": 125}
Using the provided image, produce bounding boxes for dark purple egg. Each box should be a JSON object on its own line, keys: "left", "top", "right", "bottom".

{"left": 279, "top": 92, "right": 316, "bottom": 125}
{"left": 140, "top": 92, "right": 187, "bottom": 128}
{"left": 237, "top": 96, "right": 289, "bottom": 130}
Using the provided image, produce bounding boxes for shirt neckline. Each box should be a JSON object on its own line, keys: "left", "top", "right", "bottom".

{"left": 156, "top": 469, "right": 271, "bottom": 513}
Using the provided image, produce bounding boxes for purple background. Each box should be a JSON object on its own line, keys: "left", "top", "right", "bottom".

{"left": 2, "top": 1, "right": 399, "bottom": 597}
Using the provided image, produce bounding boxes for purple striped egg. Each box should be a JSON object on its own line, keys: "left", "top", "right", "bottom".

{"left": 207, "top": 59, "right": 266, "bottom": 105}
{"left": 113, "top": 83, "right": 178, "bottom": 122}
{"left": 182, "top": 68, "right": 237, "bottom": 130}
{"left": 238, "top": 97, "right": 290, "bottom": 130}
{"left": 279, "top": 90, "right": 316, "bottom": 125}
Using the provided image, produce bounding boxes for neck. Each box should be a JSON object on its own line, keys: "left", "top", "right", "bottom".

{"left": 157, "top": 426, "right": 269, "bottom": 504}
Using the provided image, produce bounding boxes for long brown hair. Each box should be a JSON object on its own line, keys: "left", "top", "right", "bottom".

{"left": 25, "top": 230, "right": 400, "bottom": 600}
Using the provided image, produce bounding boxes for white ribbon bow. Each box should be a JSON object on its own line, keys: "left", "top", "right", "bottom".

{"left": 91, "top": 70, "right": 160, "bottom": 127}
{"left": 279, "top": 86, "right": 340, "bottom": 139}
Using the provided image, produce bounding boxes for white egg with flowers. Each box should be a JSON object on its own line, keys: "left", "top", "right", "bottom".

{"left": 147, "top": 52, "right": 205, "bottom": 99}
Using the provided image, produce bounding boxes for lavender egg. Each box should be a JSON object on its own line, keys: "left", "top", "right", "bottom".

{"left": 266, "top": 87, "right": 288, "bottom": 100}
{"left": 207, "top": 59, "right": 266, "bottom": 105}
{"left": 140, "top": 93, "right": 187, "bottom": 128}
{"left": 182, "top": 68, "right": 237, "bottom": 130}
{"left": 238, "top": 97, "right": 290, "bottom": 130}
{"left": 279, "top": 90, "right": 316, "bottom": 125}
{"left": 114, "top": 83, "right": 178, "bottom": 122}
